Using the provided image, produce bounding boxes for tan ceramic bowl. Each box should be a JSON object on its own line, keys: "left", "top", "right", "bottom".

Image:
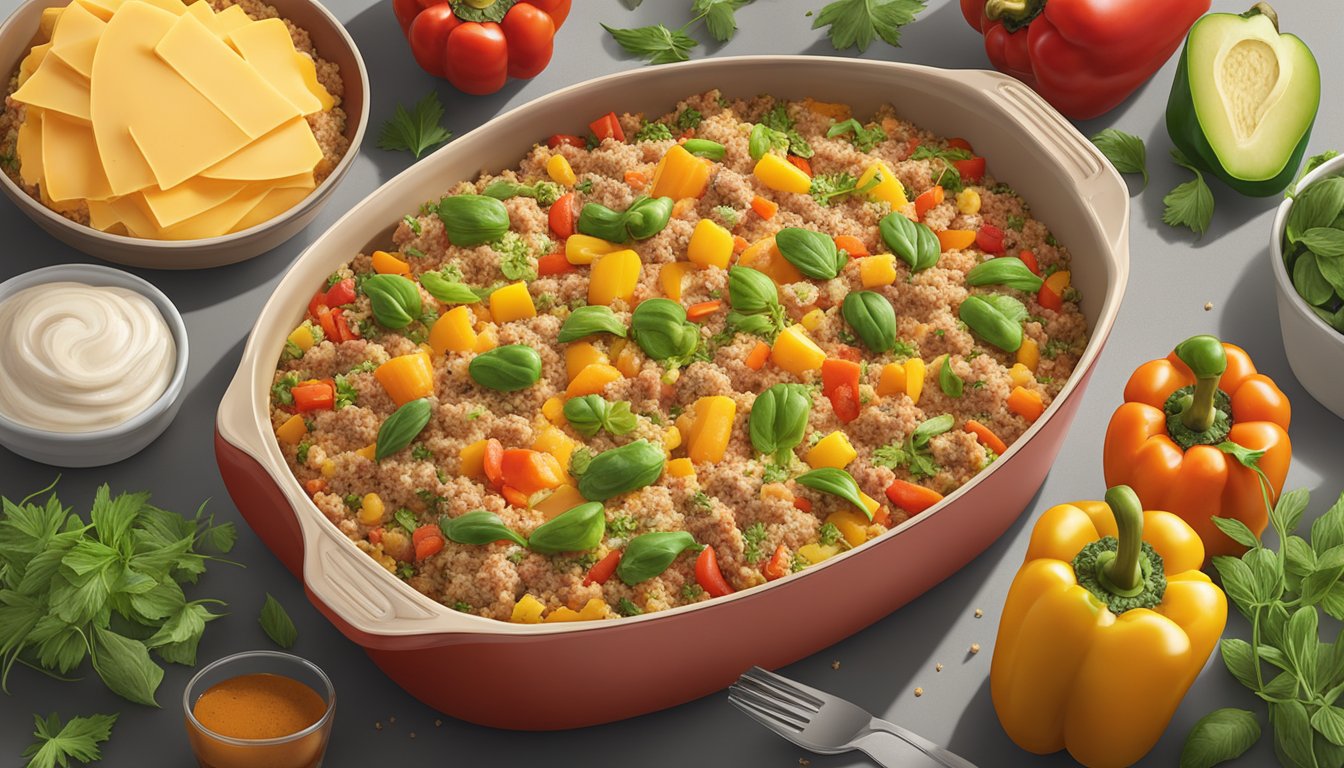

{"left": 0, "top": 0, "right": 369, "bottom": 270}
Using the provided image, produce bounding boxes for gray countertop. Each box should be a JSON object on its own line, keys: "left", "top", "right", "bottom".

{"left": 1, "top": 0, "right": 1342, "bottom": 765}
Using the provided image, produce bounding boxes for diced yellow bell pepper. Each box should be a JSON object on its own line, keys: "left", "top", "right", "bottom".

{"left": 806, "top": 431, "right": 857, "bottom": 470}
{"left": 489, "top": 281, "right": 536, "bottom": 324}
{"left": 858, "top": 491, "right": 881, "bottom": 519}
{"left": 613, "top": 344, "right": 641, "bottom": 378}
{"left": 588, "top": 249, "right": 642, "bottom": 306}
{"left": 771, "top": 325, "right": 826, "bottom": 376}
{"left": 546, "top": 154, "right": 576, "bottom": 186}
{"left": 753, "top": 153, "right": 812, "bottom": 195}
{"left": 825, "top": 508, "right": 870, "bottom": 548}
{"left": 663, "top": 426, "right": 682, "bottom": 451}
{"left": 357, "top": 493, "right": 385, "bottom": 526}
{"left": 905, "top": 357, "right": 926, "bottom": 404}
{"left": 876, "top": 362, "right": 906, "bottom": 397}
{"left": 956, "top": 188, "right": 981, "bottom": 215}
{"left": 287, "top": 324, "right": 316, "bottom": 354}
{"left": 429, "top": 306, "right": 477, "bottom": 354}
{"left": 375, "top": 352, "right": 434, "bottom": 406}
{"left": 687, "top": 218, "right": 733, "bottom": 269}
{"left": 798, "top": 543, "right": 842, "bottom": 565}
{"left": 320, "top": 459, "right": 336, "bottom": 476}
{"left": 739, "top": 237, "right": 804, "bottom": 285}
{"left": 660, "top": 261, "right": 697, "bottom": 301}
{"left": 857, "top": 161, "right": 908, "bottom": 209}
{"left": 511, "top": 594, "right": 546, "bottom": 623}
{"left": 473, "top": 323, "right": 499, "bottom": 353}
{"left": 667, "top": 457, "right": 695, "bottom": 478}
{"left": 459, "top": 439, "right": 488, "bottom": 477}
{"left": 372, "top": 250, "right": 411, "bottom": 275}
{"left": 543, "top": 606, "right": 581, "bottom": 622}
{"left": 532, "top": 425, "right": 577, "bottom": 472}
{"left": 802, "top": 98, "right": 850, "bottom": 121}
{"left": 800, "top": 308, "right": 825, "bottom": 332}
{"left": 275, "top": 414, "right": 307, "bottom": 445}
{"left": 577, "top": 597, "right": 608, "bottom": 621}
{"left": 685, "top": 395, "right": 737, "bottom": 463}
{"left": 564, "top": 342, "right": 609, "bottom": 382}
{"left": 566, "top": 363, "right": 623, "bottom": 398}
{"left": 566, "top": 234, "right": 623, "bottom": 265}
{"left": 355, "top": 445, "right": 376, "bottom": 461}
{"left": 542, "top": 396, "right": 566, "bottom": 424}
{"left": 651, "top": 144, "right": 712, "bottom": 200}
{"left": 859, "top": 254, "right": 898, "bottom": 288}
{"left": 533, "top": 484, "right": 585, "bottom": 520}
{"left": 1044, "top": 269, "right": 1071, "bottom": 296}
{"left": 1009, "top": 363, "right": 1034, "bottom": 389}
{"left": 1017, "top": 337, "right": 1040, "bottom": 372}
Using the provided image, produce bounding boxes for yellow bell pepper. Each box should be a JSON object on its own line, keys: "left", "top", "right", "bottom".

{"left": 546, "top": 154, "right": 576, "bottom": 186}
{"left": 802, "top": 98, "right": 850, "bottom": 121}
{"left": 541, "top": 395, "right": 566, "bottom": 424}
{"left": 651, "top": 144, "right": 712, "bottom": 200}
{"left": 532, "top": 425, "right": 577, "bottom": 471}
{"left": 566, "top": 234, "right": 623, "bottom": 265}
{"left": 876, "top": 362, "right": 906, "bottom": 397}
{"left": 824, "top": 508, "right": 869, "bottom": 548}
{"left": 991, "top": 486, "right": 1226, "bottom": 768}
{"left": 612, "top": 341, "right": 642, "bottom": 378}
{"left": 797, "top": 542, "right": 841, "bottom": 565}
{"left": 805, "top": 431, "right": 856, "bottom": 469}
{"left": 857, "top": 161, "right": 908, "bottom": 209}
{"left": 511, "top": 594, "right": 546, "bottom": 623}
{"left": 429, "top": 306, "right": 477, "bottom": 354}
{"left": 663, "top": 426, "right": 682, "bottom": 451}
{"left": 473, "top": 323, "right": 498, "bottom": 353}
{"left": 372, "top": 250, "right": 411, "bottom": 275}
{"left": 287, "top": 323, "right": 316, "bottom": 354}
{"left": 533, "top": 484, "right": 585, "bottom": 520}
{"left": 771, "top": 325, "right": 825, "bottom": 376}
{"left": 956, "top": 188, "right": 982, "bottom": 215}
{"left": 459, "top": 439, "right": 488, "bottom": 477}
{"left": 1044, "top": 269, "right": 1071, "bottom": 298}
{"left": 753, "top": 153, "right": 812, "bottom": 194}
{"left": 374, "top": 352, "right": 434, "bottom": 406}
{"left": 859, "top": 254, "right": 898, "bottom": 288}
{"left": 666, "top": 458, "right": 695, "bottom": 478}
{"left": 904, "top": 357, "right": 926, "bottom": 404}
{"left": 1009, "top": 363, "right": 1034, "bottom": 389}
{"left": 738, "top": 237, "right": 804, "bottom": 285}
{"left": 687, "top": 218, "right": 733, "bottom": 269}
{"left": 684, "top": 395, "right": 736, "bottom": 463}
{"left": 275, "top": 414, "right": 307, "bottom": 445}
{"left": 564, "top": 342, "right": 608, "bottom": 382}
{"left": 588, "top": 249, "right": 641, "bottom": 306}
{"left": 357, "top": 492, "right": 385, "bottom": 526}
{"left": 566, "top": 363, "right": 622, "bottom": 398}
{"left": 1017, "top": 337, "right": 1040, "bottom": 372}
{"left": 489, "top": 281, "right": 536, "bottom": 324}
{"left": 800, "top": 308, "right": 825, "bottom": 332}
{"left": 659, "top": 261, "right": 697, "bottom": 301}
{"left": 543, "top": 597, "right": 608, "bottom": 622}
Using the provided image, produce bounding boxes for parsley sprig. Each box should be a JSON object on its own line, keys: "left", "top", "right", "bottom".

{"left": 1090, "top": 129, "right": 1148, "bottom": 187}
{"left": 377, "top": 91, "right": 453, "bottom": 159}
{"left": 812, "top": 0, "right": 926, "bottom": 53}
{"left": 22, "top": 712, "right": 117, "bottom": 768}
{"left": 911, "top": 144, "right": 971, "bottom": 192}
{"left": 810, "top": 172, "right": 880, "bottom": 207}
{"left": 1164, "top": 148, "right": 1215, "bottom": 239}
{"left": 871, "top": 414, "right": 953, "bottom": 479}
{"left": 604, "top": 0, "right": 754, "bottom": 65}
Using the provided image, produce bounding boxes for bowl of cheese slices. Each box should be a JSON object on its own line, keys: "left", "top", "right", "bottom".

{"left": 0, "top": 0, "right": 368, "bottom": 269}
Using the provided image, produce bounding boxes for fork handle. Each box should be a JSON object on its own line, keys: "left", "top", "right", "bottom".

{"left": 861, "top": 721, "right": 979, "bottom": 768}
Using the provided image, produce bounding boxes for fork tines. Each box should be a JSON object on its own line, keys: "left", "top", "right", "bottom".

{"left": 727, "top": 666, "right": 824, "bottom": 734}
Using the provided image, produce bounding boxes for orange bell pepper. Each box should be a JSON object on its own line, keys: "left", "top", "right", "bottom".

{"left": 1103, "top": 335, "right": 1291, "bottom": 564}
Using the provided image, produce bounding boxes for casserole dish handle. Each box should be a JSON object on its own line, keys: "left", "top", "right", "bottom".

{"left": 968, "top": 71, "right": 1129, "bottom": 253}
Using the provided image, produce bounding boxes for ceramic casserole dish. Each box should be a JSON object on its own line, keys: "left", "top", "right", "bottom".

{"left": 216, "top": 55, "right": 1130, "bottom": 730}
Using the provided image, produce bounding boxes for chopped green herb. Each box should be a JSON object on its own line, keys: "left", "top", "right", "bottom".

{"left": 891, "top": 339, "right": 917, "bottom": 358}
{"left": 872, "top": 413, "right": 953, "bottom": 479}
{"left": 743, "top": 522, "right": 768, "bottom": 563}
{"left": 493, "top": 231, "right": 538, "bottom": 281}
{"left": 271, "top": 372, "right": 300, "bottom": 405}
{"left": 634, "top": 121, "right": 674, "bottom": 142}
{"left": 404, "top": 246, "right": 426, "bottom": 259}
{"left": 569, "top": 447, "right": 595, "bottom": 477}
{"left": 1006, "top": 215, "right": 1025, "bottom": 231}
{"left": 397, "top": 562, "right": 415, "bottom": 579}
{"left": 343, "top": 494, "right": 361, "bottom": 510}
{"left": 575, "top": 179, "right": 594, "bottom": 194}
{"left": 452, "top": 601, "right": 473, "bottom": 613}
{"left": 676, "top": 107, "right": 703, "bottom": 131}
{"left": 911, "top": 144, "right": 971, "bottom": 192}
{"left": 402, "top": 215, "right": 422, "bottom": 235}
{"left": 377, "top": 91, "right": 453, "bottom": 158}
{"left": 617, "top": 597, "right": 644, "bottom": 617}
{"left": 295, "top": 440, "right": 312, "bottom": 465}
{"left": 790, "top": 553, "right": 808, "bottom": 573}
{"left": 466, "top": 407, "right": 485, "bottom": 420}
{"left": 692, "top": 491, "right": 713, "bottom": 509}
{"left": 818, "top": 522, "right": 843, "bottom": 547}
{"left": 712, "top": 205, "right": 740, "bottom": 228}
{"left": 348, "top": 360, "right": 377, "bottom": 375}
{"left": 411, "top": 443, "right": 433, "bottom": 461}
{"left": 334, "top": 375, "right": 357, "bottom": 409}
{"left": 608, "top": 515, "right": 638, "bottom": 538}
{"left": 394, "top": 508, "right": 419, "bottom": 534}
{"left": 826, "top": 119, "right": 887, "bottom": 152}
{"left": 762, "top": 462, "right": 790, "bottom": 484}
{"left": 681, "top": 583, "right": 704, "bottom": 600}
{"left": 810, "top": 171, "right": 881, "bottom": 206}
{"left": 506, "top": 549, "right": 527, "bottom": 565}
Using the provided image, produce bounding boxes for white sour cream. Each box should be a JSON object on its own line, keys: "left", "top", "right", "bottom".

{"left": 0, "top": 282, "right": 176, "bottom": 432}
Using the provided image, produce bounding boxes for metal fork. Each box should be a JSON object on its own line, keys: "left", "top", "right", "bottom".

{"left": 728, "top": 666, "right": 978, "bottom": 768}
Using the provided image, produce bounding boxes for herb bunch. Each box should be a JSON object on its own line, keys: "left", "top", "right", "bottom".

{"left": 0, "top": 483, "right": 236, "bottom": 706}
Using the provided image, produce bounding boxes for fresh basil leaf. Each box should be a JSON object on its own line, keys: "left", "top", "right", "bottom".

{"left": 749, "top": 383, "right": 812, "bottom": 464}
{"left": 469, "top": 345, "right": 543, "bottom": 392}
{"left": 375, "top": 399, "right": 433, "bottom": 461}
{"left": 91, "top": 626, "right": 162, "bottom": 707}
{"left": 775, "top": 227, "right": 846, "bottom": 280}
{"left": 826, "top": 119, "right": 886, "bottom": 152}
{"left": 436, "top": 194, "right": 511, "bottom": 246}
{"left": 362, "top": 274, "right": 423, "bottom": 329}
{"left": 965, "top": 256, "right": 1044, "bottom": 293}
{"left": 1180, "top": 708, "right": 1260, "bottom": 768}
{"left": 939, "top": 355, "right": 963, "bottom": 398}
{"left": 602, "top": 23, "right": 698, "bottom": 65}
{"left": 1288, "top": 177, "right": 1344, "bottom": 242}
{"left": 1313, "top": 492, "right": 1344, "bottom": 554}
{"left": 1270, "top": 700, "right": 1317, "bottom": 767}
{"left": 259, "top": 594, "right": 297, "bottom": 649}
{"left": 1286, "top": 606, "right": 1321, "bottom": 691}
{"left": 1311, "top": 705, "right": 1344, "bottom": 747}
{"left": 563, "top": 396, "right": 637, "bottom": 438}
{"left": 841, "top": 291, "right": 897, "bottom": 354}
{"left": 21, "top": 712, "right": 118, "bottom": 768}
{"left": 1246, "top": 547, "right": 1285, "bottom": 605}
{"left": 558, "top": 305, "right": 628, "bottom": 342}
{"left": 1220, "top": 638, "right": 1261, "bottom": 691}
{"left": 1303, "top": 228, "right": 1344, "bottom": 258}
{"left": 693, "top": 0, "right": 753, "bottom": 43}
{"left": 1293, "top": 252, "right": 1337, "bottom": 306}
{"left": 419, "top": 271, "right": 480, "bottom": 305}
{"left": 682, "top": 138, "right": 726, "bottom": 160}
{"left": 527, "top": 502, "right": 606, "bottom": 555}
{"left": 1212, "top": 555, "right": 1257, "bottom": 616}
{"left": 1090, "top": 129, "right": 1148, "bottom": 187}
{"left": 578, "top": 440, "right": 666, "bottom": 501}
{"left": 1300, "top": 545, "right": 1344, "bottom": 607}
{"left": 616, "top": 531, "right": 698, "bottom": 585}
{"left": 796, "top": 468, "right": 870, "bottom": 519}
{"left": 912, "top": 414, "right": 955, "bottom": 447}
{"left": 1212, "top": 516, "right": 1261, "bottom": 550}
{"left": 1164, "top": 149, "right": 1215, "bottom": 238}
{"left": 879, "top": 212, "right": 939, "bottom": 272}
{"left": 959, "top": 294, "right": 1024, "bottom": 353}
{"left": 439, "top": 510, "right": 527, "bottom": 547}
{"left": 631, "top": 299, "right": 700, "bottom": 362}
{"left": 728, "top": 266, "right": 781, "bottom": 314}
{"left": 1290, "top": 151, "right": 1340, "bottom": 197}
{"left": 394, "top": 508, "right": 419, "bottom": 534}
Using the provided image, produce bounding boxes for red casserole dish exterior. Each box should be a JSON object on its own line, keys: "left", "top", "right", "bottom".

{"left": 216, "top": 55, "right": 1130, "bottom": 730}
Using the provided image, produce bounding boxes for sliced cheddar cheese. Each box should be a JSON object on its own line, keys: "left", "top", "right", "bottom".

{"left": 16, "top": 110, "right": 43, "bottom": 188}
{"left": 141, "top": 176, "right": 246, "bottom": 228}
{"left": 231, "top": 185, "right": 312, "bottom": 233}
{"left": 11, "top": 54, "right": 90, "bottom": 124}
{"left": 199, "top": 117, "right": 322, "bottom": 181}
{"left": 49, "top": 2, "right": 105, "bottom": 78}
{"left": 41, "top": 111, "right": 112, "bottom": 202}
{"left": 228, "top": 19, "right": 326, "bottom": 114}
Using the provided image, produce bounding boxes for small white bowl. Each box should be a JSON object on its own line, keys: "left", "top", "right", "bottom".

{"left": 1270, "top": 153, "right": 1344, "bottom": 420}
{"left": 0, "top": 263, "right": 188, "bottom": 466}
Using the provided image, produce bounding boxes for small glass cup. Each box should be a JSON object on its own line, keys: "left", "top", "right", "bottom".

{"left": 183, "top": 651, "right": 336, "bottom": 768}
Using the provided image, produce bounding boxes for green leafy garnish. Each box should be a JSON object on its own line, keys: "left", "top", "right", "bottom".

{"left": 22, "top": 712, "right": 117, "bottom": 768}
{"left": 810, "top": 172, "right": 880, "bottom": 206}
{"left": 1090, "top": 129, "right": 1148, "bottom": 187}
{"left": 712, "top": 205, "right": 740, "bottom": 227}
{"left": 1164, "top": 149, "right": 1215, "bottom": 238}
{"left": 259, "top": 594, "right": 297, "bottom": 649}
{"left": 634, "top": 121, "right": 674, "bottom": 142}
{"left": 812, "top": 0, "right": 926, "bottom": 52}
{"left": 871, "top": 414, "right": 953, "bottom": 479}
{"left": 333, "top": 374, "right": 357, "bottom": 410}
{"left": 743, "top": 521, "right": 768, "bottom": 564}
{"left": 694, "top": 0, "right": 751, "bottom": 42}
{"left": 1289, "top": 150, "right": 1339, "bottom": 198}
{"left": 911, "top": 144, "right": 970, "bottom": 192}
{"left": 676, "top": 107, "right": 704, "bottom": 131}
{"left": 377, "top": 91, "right": 453, "bottom": 159}
{"left": 603, "top": 23, "right": 698, "bottom": 64}
{"left": 492, "top": 231, "right": 539, "bottom": 282}
{"left": 826, "top": 119, "right": 887, "bottom": 152}
{"left": 563, "top": 395, "right": 638, "bottom": 438}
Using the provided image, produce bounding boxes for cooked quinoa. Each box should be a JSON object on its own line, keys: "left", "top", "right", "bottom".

{"left": 0, "top": 0, "right": 350, "bottom": 229}
{"left": 270, "top": 91, "right": 1089, "bottom": 623}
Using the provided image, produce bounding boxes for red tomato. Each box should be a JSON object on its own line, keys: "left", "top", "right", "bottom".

{"left": 502, "top": 3, "right": 556, "bottom": 79}
{"left": 549, "top": 192, "right": 577, "bottom": 239}
{"left": 547, "top": 134, "right": 586, "bottom": 149}
{"left": 763, "top": 545, "right": 790, "bottom": 581}
{"left": 695, "top": 546, "right": 734, "bottom": 598}
{"left": 325, "top": 278, "right": 356, "bottom": 307}
{"left": 589, "top": 112, "right": 625, "bottom": 143}
{"left": 946, "top": 137, "right": 973, "bottom": 152}
{"left": 976, "top": 223, "right": 1006, "bottom": 254}
{"left": 583, "top": 550, "right": 622, "bottom": 586}
{"left": 952, "top": 156, "right": 986, "bottom": 183}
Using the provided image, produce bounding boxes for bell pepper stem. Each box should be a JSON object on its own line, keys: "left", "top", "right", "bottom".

{"left": 1174, "top": 335, "right": 1227, "bottom": 433}
{"left": 984, "top": 0, "right": 1045, "bottom": 23}
{"left": 1244, "top": 2, "right": 1279, "bottom": 31}
{"left": 1098, "top": 486, "right": 1145, "bottom": 595}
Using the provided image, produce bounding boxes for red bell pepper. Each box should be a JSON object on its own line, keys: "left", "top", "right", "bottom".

{"left": 976, "top": 223, "right": 1006, "bottom": 254}
{"left": 589, "top": 112, "right": 625, "bottom": 143}
{"left": 762, "top": 545, "right": 791, "bottom": 582}
{"left": 548, "top": 192, "right": 577, "bottom": 239}
{"left": 583, "top": 550, "right": 622, "bottom": 586}
{"left": 292, "top": 380, "right": 335, "bottom": 412}
{"left": 959, "top": 0, "right": 1209, "bottom": 120}
{"left": 413, "top": 524, "right": 445, "bottom": 560}
{"left": 821, "top": 359, "right": 862, "bottom": 424}
{"left": 547, "top": 134, "right": 586, "bottom": 149}
{"left": 695, "top": 546, "right": 734, "bottom": 597}
{"left": 325, "top": 278, "right": 356, "bottom": 307}
{"left": 537, "top": 251, "right": 575, "bottom": 276}
{"left": 392, "top": 0, "right": 571, "bottom": 96}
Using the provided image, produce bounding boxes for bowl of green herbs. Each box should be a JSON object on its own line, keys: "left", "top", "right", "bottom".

{"left": 1272, "top": 152, "right": 1344, "bottom": 419}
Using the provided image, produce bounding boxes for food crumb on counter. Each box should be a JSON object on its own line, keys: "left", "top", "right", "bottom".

{"left": 914, "top": 687, "right": 924, "bottom": 697}
{"left": 435, "top": 720, "right": 443, "bottom": 727}
{"left": 974, "top": 608, "right": 983, "bottom": 618}
{"left": 970, "top": 643, "right": 981, "bottom": 655}
{"left": 410, "top": 732, "right": 416, "bottom": 739}
{"left": 1204, "top": 302, "right": 1214, "bottom": 311}
{"left": 389, "top": 716, "right": 397, "bottom": 724}
{"left": 799, "top": 759, "right": 811, "bottom": 766}
{"left": 374, "top": 722, "right": 382, "bottom": 731}
{"left": 831, "top": 660, "right": 841, "bottom": 670}
{"left": 936, "top": 663, "right": 943, "bottom": 672}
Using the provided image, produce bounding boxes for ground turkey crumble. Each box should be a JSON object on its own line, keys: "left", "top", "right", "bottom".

{"left": 271, "top": 91, "right": 1089, "bottom": 623}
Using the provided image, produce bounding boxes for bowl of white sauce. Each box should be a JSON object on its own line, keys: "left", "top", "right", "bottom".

{"left": 0, "top": 263, "right": 187, "bottom": 467}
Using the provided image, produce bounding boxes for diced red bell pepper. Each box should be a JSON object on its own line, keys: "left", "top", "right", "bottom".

{"left": 537, "top": 251, "right": 576, "bottom": 276}
{"left": 500, "top": 449, "right": 565, "bottom": 495}
{"left": 1038, "top": 283, "right": 1064, "bottom": 312}
{"left": 953, "top": 156, "right": 986, "bottom": 183}
{"left": 303, "top": 478, "right": 326, "bottom": 496}
{"left": 976, "top": 223, "right": 1005, "bottom": 254}
{"left": 589, "top": 112, "right": 625, "bottom": 143}
{"left": 762, "top": 545, "right": 790, "bottom": 581}
{"left": 946, "top": 137, "right": 973, "bottom": 152}
{"left": 413, "top": 524, "right": 444, "bottom": 561}
{"left": 482, "top": 438, "right": 505, "bottom": 490}
{"left": 325, "top": 278, "right": 357, "bottom": 307}
{"left": 695, "top": 545, "right": 734, "bottom": 598}
{"left": 368, "top": 527, "right": 384, "bottom": 546}
{"left": 549, "top": 192, "right": 577, "bottom": 239}
{"left": 786, "top": 155, "right": 812, "bottom": 176}
{"left": 793, "top": 497, "right": 813, "bottom": 514}
{"left": 583, "top": 549, "right": 622, "bottom": 586}
{"left": 315, "top": 305, "right": 338, "bottom": 341}
{"left": 292, "top": 380, "right": 335, "bottom": 412}
{"left": 331, "top": 309, "right": 355, "bottom": 342}
{"left": 1017, "top": 249, "right": 1041, "bottom": 276}
{"left": 821, "top": 359, "right": 862, "bottom": 424}
{"left": 501, "top": 485, "right": 529, "bottom": 508}
{"left": 547, "top": 133, "right": 586, "bottom": 149}
{"left": 308, "top": 290, "right": 326, "bottom": 319}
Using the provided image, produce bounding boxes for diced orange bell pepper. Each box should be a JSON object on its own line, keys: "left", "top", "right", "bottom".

{"left": 500, "top": 449, "right": 566, "bottom": 496}
{"left": 915, "top": 185, "right": 945, "bottom": 219}
{"left": 1007, "top": 386, "right": 1045, "bottom": 422}
{"left": 375, "top": 352, "right": 434, "bottom": 406}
